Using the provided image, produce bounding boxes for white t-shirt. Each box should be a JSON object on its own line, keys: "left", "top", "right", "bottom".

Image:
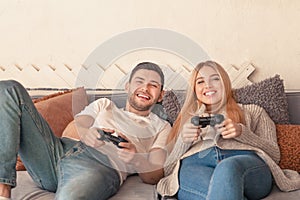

{"left": 76, "top": 98, "right": 171, "bottom": 183}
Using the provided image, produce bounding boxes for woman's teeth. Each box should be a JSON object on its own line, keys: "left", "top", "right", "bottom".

{"left": 204, "top": 91, "right": 216, "bottom": 96}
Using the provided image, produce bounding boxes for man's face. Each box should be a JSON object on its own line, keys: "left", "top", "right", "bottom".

{"left": 125, "top": 69, "right": 163, "bottom": 116}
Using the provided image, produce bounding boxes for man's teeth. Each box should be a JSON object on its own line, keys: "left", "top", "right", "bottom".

{"left": 137, "top": 94, "right": 150, "bottom": 99}
{"left": 205, "top": 91, "right": 216, "bottom": 96}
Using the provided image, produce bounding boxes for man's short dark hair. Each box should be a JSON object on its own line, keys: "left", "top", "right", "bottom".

{"left": 129, "top": 62, "right": 164, "bottom": 90}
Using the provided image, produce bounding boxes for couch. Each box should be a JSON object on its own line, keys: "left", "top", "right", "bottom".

{"left": 11, "top": 75, "right": 300, "bottom": 199}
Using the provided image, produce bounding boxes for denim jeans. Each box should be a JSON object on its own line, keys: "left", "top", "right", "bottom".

{"left": 0, "top": 80, "right": 120, "bottom": 200}
{"left": 178, "top": 146, "right": 272, "bottom": 200}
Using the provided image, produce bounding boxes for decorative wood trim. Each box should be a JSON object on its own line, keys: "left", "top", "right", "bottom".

{"left": 0, "top": 62, "right": 255, "bottom": 89}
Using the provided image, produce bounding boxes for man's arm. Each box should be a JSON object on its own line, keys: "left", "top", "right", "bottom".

{"left": 118, "top": 141, "right": 167, "bottom": 185}
{"left": 135, "top": 148, "right": 167, "bottom": 184}
{"left": 74, "top": 115, "right": 105, "bottom": 148}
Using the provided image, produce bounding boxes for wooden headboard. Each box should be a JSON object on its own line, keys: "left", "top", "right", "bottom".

{"left": 1, "top": 61, "right": 255, "bottom": 90}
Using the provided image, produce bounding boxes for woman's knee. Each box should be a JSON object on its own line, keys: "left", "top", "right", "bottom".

{"left": 214, "top": 157, "right": 244, "bottom": 177}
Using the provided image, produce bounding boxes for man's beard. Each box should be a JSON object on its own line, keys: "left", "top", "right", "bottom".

{"left": 128, "top": 94, "right": 154, "bottom": 111}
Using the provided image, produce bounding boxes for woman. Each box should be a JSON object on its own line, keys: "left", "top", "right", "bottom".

{"left": 157, "top": 61, "right": 300, "bottom": 200}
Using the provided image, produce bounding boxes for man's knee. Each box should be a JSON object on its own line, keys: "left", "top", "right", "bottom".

{"left": 56, "top": 172, "right": 120, "bottom": 200}
{"left": 0, "top": 80, "right": 23, "bottom": 89}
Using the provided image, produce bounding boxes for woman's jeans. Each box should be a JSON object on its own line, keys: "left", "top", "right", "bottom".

{"left": 178, "top": 146, "right": 273, "bottom": 200}
{"left": 0, "top": 80, "right": 120, "bottom": 200}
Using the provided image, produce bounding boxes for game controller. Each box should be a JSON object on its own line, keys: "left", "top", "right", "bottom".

{"left": 98, "top": 129, "right": 128, "bottom": 148}
{"left": 191, "top": 114, "right": 224, "bottom": 127}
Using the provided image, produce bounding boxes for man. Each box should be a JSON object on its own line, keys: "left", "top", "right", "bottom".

{"left": 0, "top": 62, "right": 171, "bottom": 200}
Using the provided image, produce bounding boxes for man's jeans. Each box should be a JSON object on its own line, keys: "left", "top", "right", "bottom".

{"left": 178, "top": 146, "right": 272, "bottom": 200}
{"left": 0, "top": 80, "right": 120, "bottom": 200}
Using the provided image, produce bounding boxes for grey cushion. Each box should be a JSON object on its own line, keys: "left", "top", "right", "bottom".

{"left": 233, "top": 75, "right": 290, "bottom": 124}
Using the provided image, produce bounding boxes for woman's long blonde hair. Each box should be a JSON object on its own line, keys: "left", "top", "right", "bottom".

{"left": 167, "top": 61, "right": 245, "bottom": 143}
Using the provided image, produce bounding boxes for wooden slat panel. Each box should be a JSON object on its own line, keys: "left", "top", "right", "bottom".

{"left": 0, "top": 62, "right": 255, "bottom": 89}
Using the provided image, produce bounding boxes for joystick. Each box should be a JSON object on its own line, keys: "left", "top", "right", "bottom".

{"left": 98, "top": 129, "right": 128, "bottom": 148}
{"left": 191, "top": 114, "right": 224, "bottom": 127}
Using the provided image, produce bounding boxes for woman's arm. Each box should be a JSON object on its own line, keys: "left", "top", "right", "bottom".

{"left": 234, "top": 105, "right": 280, "bottom": 163}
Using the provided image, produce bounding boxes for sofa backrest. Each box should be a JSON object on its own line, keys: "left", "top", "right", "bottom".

{"left": 88, "top": 91, "right": 300, "bottom": 125}
{"left": 286, "top": 92, "right": 300, "bottom": 124}
{"left": 89, "top": 92, "right": 300, "bottom": 124}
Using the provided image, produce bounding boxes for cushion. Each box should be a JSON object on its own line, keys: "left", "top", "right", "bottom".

{"left": 162, "top": 90, "right": 184, "bottom": 125}
{"left": 233, "top": 75, "right": 290, "bottom": 124}
{"left": 16, "top": 156, "right": 26, "bottom": 171}
{"left": 16, "top": 88, "right": 89, "bottom": 171}
{"left": 276, "top": 124, "right": 300, "bottom": 172}
{"left": 33, "top": 87, "right": 88, "bottom": 137}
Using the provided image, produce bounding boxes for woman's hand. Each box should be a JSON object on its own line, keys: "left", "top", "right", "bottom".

{"left": 216, "top": 118, "right": 242, "bottom": 139}
{"left": 181, "top": 122, "right": 202, "bottom": 144}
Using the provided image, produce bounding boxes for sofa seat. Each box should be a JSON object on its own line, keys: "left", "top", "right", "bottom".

{"left": 12, "top": 171, "right": 158, "bottom": 200}
{"left": 12, "top": 170, "right": 300, "bottom": 200}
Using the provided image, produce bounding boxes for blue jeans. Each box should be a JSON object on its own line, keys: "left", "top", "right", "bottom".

{"left": 0, "top": 80, "right": 120, "bottom": 200}
{"left": 178, "top": 147, "right": 272, "bottom": 200}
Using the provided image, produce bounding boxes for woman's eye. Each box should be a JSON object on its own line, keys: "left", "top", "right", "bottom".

{"left": 197, "top": 80, "right": 204, "bottom": 84}
{"left": 209, "top": 75, "right": 220, "bottom": 82}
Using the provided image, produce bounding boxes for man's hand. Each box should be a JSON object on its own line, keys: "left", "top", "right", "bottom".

{"left": 80, "top": 127, "right": 105, "bottom": 148}
{"left": 117, "top": 132, "right": 166, "bottom": 185}
{"left": 116, "top": 133, "right": 138, "bottom": 164}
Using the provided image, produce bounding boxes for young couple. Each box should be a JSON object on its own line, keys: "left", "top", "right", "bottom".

{"left": 0, "top": 61, "right": 298, "bottom": 200}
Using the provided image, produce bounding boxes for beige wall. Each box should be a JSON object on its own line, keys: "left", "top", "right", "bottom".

{"left": 0, "top": 0, "right": 299, "bottom": 90}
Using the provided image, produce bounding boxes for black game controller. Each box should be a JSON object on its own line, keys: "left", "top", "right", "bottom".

{"left": 98, "top": 129, "right": 128, "bottom": 148}
{"left": 191, "top": 114, "right": 224, "bottom": 128}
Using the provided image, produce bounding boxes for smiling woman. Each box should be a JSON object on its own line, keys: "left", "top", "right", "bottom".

{"left": 157, "top": 60, "right": 300, "bottom": 200}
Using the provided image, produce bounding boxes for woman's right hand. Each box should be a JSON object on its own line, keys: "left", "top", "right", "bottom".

{"left": 181, "top": 122, "right": 201, "bottom": 144}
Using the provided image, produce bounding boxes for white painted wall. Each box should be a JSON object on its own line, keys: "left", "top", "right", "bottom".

{"left": 0, "top": 0, "right": 299, "bottom": 90}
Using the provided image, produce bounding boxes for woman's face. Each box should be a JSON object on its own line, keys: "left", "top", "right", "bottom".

{"left": 194, "top": 66, "right": 224, "bottom": 108}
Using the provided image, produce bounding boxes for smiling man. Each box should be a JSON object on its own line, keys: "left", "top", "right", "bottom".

{"left": 0, "top": 62, "right": 171, "bottom": 200}
{"left": 126, "top": 64, "right": 164, "bottom": 115}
